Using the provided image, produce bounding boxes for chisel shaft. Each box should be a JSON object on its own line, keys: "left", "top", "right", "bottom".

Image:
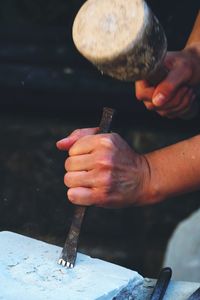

{"left": 58, "top": 107, "right": 115, "bottom": 268}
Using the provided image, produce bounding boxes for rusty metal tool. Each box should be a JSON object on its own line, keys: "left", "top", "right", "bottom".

{"left": 58, "top": 107, "right": 115, "bottom": 268}
{"left": 150, "top": 267, "right": 172, "bottom": 300}
{"left": 187, "top": 287, "right": 200, "bottom": 300}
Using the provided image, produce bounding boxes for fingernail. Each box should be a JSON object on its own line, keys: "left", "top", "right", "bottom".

{"left": 153, "top": 93, "right": 166, "bottom": 107}
{"left": 68, "top": 189, "right": 74, "bottom": 201}
{"left": 56, "top": 137, "right": 71, "bottom": 149}
{"left": 56, "top": 139, "right": 65, "bottom": 146}
{"left": 57, "top": 137, "right": 70, "bottom": 144}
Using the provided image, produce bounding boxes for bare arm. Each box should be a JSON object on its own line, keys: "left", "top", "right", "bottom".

{"left": 57, "top": 129, "right": 200, "bottom": 207}
{"left": 145, "top": 134, "right": 200, "bottom": 203}
{"left": 183, "top": 11, "right": 200, "bottom": 85}
{"left": 186, "top": 11, "right": 200, "bottom": 46}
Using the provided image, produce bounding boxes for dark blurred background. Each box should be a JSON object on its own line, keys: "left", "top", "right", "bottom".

{"left": 0, "top": 0, "right": 200, "bottom": 278}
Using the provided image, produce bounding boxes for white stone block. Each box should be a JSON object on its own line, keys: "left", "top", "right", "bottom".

{"left": 0, "top": 231, "right": 143, "bottom": 300}
{"left": 115, "top": 278, "right": 200, "bottom": 299}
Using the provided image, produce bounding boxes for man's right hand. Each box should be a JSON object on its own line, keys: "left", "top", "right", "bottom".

{"left": 135, "top": 47, "right": 200, "bottom": 119}
{"left": 57, "top": 128, "right": 155, "bottom": 208}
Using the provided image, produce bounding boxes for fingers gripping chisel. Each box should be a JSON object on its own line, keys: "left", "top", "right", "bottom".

{"left": 58, "top": 107, "right": 115, "bottom": 268}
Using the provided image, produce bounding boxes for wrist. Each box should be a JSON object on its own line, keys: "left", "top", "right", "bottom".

{"left": 142, "top": 135, "right": 200, "bottom": 205}
{"left": 134, "top": 154, "right": 164, "bottom": 206}
{"left": 183, "top": 43, "right": 200, "bottom": 85}
{"left": 141, "top": 153, "right": 167, "bottom": 205}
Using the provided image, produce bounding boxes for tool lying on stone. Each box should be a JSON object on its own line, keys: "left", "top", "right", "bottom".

{"left": 150, "top": 267, "right": 172, "bottom": 300}
{"left": 72, "top": 0, "right": 199, "bottom": 119}
{"left": 187, "top": 286, "right": 200, "bottom": 300}
{"left": 58, "top": 107, "right": 115, "bottom": 268}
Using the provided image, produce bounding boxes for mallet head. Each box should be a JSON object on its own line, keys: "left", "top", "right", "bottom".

{"left": 72, "top": 0, "right": 167, "bottom": 82}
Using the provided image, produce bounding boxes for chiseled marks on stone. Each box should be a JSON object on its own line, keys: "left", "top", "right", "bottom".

{"left": 113, "top": 277, "right": 148, "bottom": 300}
{"left": 0, "top": 231, "right": 143, "bottom": 300}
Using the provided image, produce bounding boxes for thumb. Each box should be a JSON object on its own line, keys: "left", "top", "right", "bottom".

{"left": 152, "top": 68, "right": 188, "bottom": 107}
{"left": 56, "top": 127, "right": 99, "bottom": 151}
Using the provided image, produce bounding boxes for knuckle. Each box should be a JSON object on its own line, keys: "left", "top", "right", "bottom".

{"left": 158, "top": 110, "right": 168, "bottom": 117}
{"left": 67, "top": 189, "right": 72, "bottom": 201}
{"left": 99, "top": 135, "right": 115, "bottom": 149}
{"left": 171, "top": 97, "right": 182, "bottom": 108}
{"left": 96, "top": 153, "right": 114, "bottom": 169}
{"left": 73, "top": 128, "right": 81, "bottom": 136}
{"left": 164, "top": 82, "right": 175, "bottom": 94}
{"left": 104, "top": 156, "right": 113, "bottom": 169}
{"left": 135, "top": 89, "right": 145, "bottom": 101}
{"left": 67, "top": 189, "right": 75, "bottom": 203}
{"left": 65, "top": 158, "right": 70, "bottom": 171}
{"left": 145, "top": 102, "right": 154, "bottom": 111}
{"left": 111, "top": 132, "right": 120, "bottom": 140}
{"left": 109, "top": 133, "right": 121, "bottom": 145}
{"left": 102, "top": 170, "right": 113, "bottom": 188}
{"left": 64, "top": 173, "right": 71, "bottom": 187}
{"left": 181, "top": 59, "right": 191, "bottom": 72}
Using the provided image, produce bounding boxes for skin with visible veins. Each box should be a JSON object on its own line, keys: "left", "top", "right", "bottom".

{"left": 57, "top": 11, "right": 200, "bottom": 208}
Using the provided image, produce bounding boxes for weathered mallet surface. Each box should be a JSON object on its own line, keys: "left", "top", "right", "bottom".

{"left": 73, "top": 0, "right": 199, "bottom": 119}
{"left": 73, "top": 0, "right": 167, "bottom": 82}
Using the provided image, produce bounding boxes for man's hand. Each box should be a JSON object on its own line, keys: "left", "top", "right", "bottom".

{"left": 135, "top": 48, "right": 200, "bottom": 119}
{"left": 57, "top": 129, "right": 152, "bottom": 208}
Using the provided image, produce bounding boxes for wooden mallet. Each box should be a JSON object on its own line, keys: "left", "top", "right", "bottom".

{"left": 72, "top": 0, "right": 199, "bottom": 119}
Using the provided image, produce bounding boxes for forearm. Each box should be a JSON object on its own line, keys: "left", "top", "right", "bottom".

{"left": 144, "top": 135, "right": 200, "bottom": 203}
{"left": 186, "top": 11, "right": 200, "bottom": 46}
{"left": 183, "top": 11, "right": 200, "bottom": 85}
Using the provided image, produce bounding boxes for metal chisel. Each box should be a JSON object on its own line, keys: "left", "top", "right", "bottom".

{"left": 187, "top": 287, "right": 200, "bottom": 300}
{"left": 150, "top": 267, "right": 172, "bottom": 300}
{"left": 58, "top": 107, "right": 115, "bottom": 268}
